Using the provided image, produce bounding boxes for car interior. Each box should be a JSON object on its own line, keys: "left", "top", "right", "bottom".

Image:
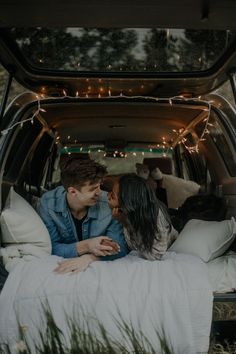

{"left": 1, "top": 0, "right": 236, "bottom": 349}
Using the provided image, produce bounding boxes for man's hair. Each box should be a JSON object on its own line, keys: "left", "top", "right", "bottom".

{"left": 60, "top": 157, "right": 107, "bottom": 190}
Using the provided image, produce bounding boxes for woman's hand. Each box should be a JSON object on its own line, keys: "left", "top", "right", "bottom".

{"left": 54, "top": 254, "right": 97, "bottom": 274}
{"left": 87, "top": 236, "right": 119, "bottom": 256}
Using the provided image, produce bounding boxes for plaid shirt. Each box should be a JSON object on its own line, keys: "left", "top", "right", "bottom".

{"left": 124, "top": 208, "right": 178, "bottom": 260}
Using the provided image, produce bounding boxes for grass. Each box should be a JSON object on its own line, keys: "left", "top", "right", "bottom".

{"left": 0, "top": 305, "right": 173, "bottom": 354}
{"left": 209, "top": 341, "right": 236, "bottom": 354}
{"left": 1, "top": 301, "right": 236, "bottom": 353}
{"left": 209, "top": 301, "right": 236, "bottom": 354}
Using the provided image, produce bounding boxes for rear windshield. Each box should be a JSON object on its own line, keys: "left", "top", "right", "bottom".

{"left": 5, "top": 28, "right": 236, "bottom": 73}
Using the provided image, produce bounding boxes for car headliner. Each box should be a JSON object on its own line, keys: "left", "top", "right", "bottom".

{"left": 0, "top": 1, "right": 236, "bottom": 30}
{"left": 37, "top": 99, "right": 207, "bottom": 146}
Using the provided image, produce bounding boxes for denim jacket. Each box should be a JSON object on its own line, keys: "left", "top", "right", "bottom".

{"left": 38, "top": 186, "right": 129, "bottom": 259}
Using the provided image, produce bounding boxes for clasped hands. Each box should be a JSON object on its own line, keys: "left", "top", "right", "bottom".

{"left": 54, "top": 236, "right": 120, "bottom": 274}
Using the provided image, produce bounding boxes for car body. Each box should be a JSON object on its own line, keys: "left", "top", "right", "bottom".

{"left": 1, "top": 0, "right": 236, "bottom": 346}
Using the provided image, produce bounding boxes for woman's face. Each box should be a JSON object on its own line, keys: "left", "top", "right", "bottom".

{"left": 108, "top": 180, "right": 120, "bottom": 209}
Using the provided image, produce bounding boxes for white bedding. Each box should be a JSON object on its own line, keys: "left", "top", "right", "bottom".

{"left": 0, "top": 252, "right": 213, "bottom": 354}
{"left": 207, "top": 251, "right": 236, "bottom": 293}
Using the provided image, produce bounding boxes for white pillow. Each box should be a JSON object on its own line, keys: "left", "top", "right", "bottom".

{"left": 0, "top": 188, "right": 51, "bottom": 254}
{"left": 169, "top": 218, "right": 236, "bottom": 262}
{"left": 162, "top": 174, "right": 200, "bottom": 209}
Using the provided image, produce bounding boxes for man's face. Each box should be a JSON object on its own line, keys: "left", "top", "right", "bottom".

{"left": 74, "top": 180, "right": 102, "bottom": 207}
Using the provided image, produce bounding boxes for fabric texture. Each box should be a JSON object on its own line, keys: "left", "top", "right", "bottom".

{"left": 170, "top": 218, "right": 236, "bottom": 262}
{"left": 0, "top": 188, "right": 52, "bottom": 269}
{"left": 0, "top": 252, "right": 213, "bottom": 354}
{"left": 38, "top": 186, "right": 128, "bottom": 259}
{"left": 207, "top": 251, "right": 236, "bottom": 293}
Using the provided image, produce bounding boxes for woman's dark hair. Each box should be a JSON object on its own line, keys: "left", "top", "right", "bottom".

{"left": 119, "top": 174, "right": 171, "bottom": 252}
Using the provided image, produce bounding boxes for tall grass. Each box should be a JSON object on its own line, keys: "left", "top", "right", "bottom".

{"left": 2, "top": 301, "right": 236, "bottom": 353}
{"left": 0, "top": 306, "right": 172, "bottom": 354}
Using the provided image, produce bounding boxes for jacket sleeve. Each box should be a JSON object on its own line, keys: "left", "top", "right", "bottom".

{"left": 103, "top": 218, "right": 129, "bottom": 260}
{"left": 38, "top": 201, "right": 78, "bottom": 258}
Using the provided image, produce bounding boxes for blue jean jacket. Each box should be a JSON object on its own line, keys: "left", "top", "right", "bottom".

{"left": 38, "top": 186, "right": 129, "bottom": 259}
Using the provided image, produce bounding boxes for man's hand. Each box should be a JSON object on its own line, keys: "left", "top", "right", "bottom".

{"left": 87, "top": 236, "right": 120, "bottom": 256}
{"left": 100, "top": 238, "right": 120, "bottom": 253}
{"left": 54, "top": 254, "right": 97, "bottom": 274}
{"left": 76, "top": 236, "right": 120, "bottom": 257}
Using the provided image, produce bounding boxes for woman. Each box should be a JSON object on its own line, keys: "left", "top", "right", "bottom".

{"left": 108, "top": 174, "right": 178, "bottom": 260}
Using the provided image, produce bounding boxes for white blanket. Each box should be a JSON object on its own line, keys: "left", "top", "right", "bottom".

{"left": 0, "top": 252, "right": 213, "bottom": 354}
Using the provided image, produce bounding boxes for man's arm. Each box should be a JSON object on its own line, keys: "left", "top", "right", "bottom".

{"left": 103, "top": 218, "right": 129, "bottom": 260}
{"left": 38, "top": 202, "right": 78, "bottom": 258}
{"left": 38, "top": 201, "right": 117, "bottom": 258}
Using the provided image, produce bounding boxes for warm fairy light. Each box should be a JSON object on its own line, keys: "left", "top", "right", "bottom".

{"left": 0, "top": 92, "right": 214, "bottom": 158}
{"left": 0, "top": 98, "right": 46, "bottom": 136}
{"left": 166, "top": 28, "right": 170, "bottom": 40}
{"left": 178, "top": 102, "right": 212, "bottom": 153}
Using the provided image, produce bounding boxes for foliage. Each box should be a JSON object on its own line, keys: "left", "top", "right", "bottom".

{"left": 5, "top": 28, "right": 234, "bottom": 72}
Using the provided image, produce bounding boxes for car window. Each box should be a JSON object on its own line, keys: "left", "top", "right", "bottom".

{"left": 214, "top": 78, "right": 236, "bottom": 109}
{"left": 5, "top": 28, "right": 236, "bottom": 73}
{"left": 195, "top": 111, "right": 236, "bottom": 176}
{"left": 51, "top": 146, "right": 173, "bottom": 184}
{"left": 0, "top": 63, "right": 8, "bottom": 107}
{"left": 6, "top": 78, "right": 27, "bottom": 109}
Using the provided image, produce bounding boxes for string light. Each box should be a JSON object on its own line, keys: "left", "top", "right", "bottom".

{"left": 0, "top": 99, "right": 46, "bottom": 136}
{"left": 0, "top": 91, "right": 212, "bottom": 156}
{"left": 174, "top": 102, "right": 212, "bottom": 153}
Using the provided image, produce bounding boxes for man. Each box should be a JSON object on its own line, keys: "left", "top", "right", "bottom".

{"left": 38, "top": 157, "right": 128, "bottom": 273}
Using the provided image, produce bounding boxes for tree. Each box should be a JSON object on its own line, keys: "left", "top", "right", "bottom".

{"left": 143, "top": 29, "right": 178, "bottom": 71}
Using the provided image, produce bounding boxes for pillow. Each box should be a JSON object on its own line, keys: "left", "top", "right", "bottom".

{"left": 162, "top": 174, "right": 200, "bottom": 209}
{"left": 0, "top": 188, "right": 51, "bottom": 254}
{"left": 169, "top": 218, "right": 236, "bottom": 262}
